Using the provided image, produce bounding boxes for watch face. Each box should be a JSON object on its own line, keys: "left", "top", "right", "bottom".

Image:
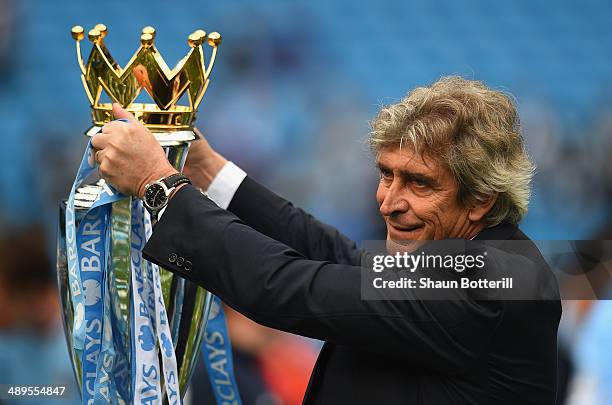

{"left": 144, "top": 183, "right": 168, "bottom": 210}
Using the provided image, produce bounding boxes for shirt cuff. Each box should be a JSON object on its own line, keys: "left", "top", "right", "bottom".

{"left": 206, "top": 161, "right": 247, "bottom": 209}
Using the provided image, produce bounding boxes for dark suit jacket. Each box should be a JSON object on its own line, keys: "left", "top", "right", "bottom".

{"left": 142, "top": 178, "right": 561, "bottom": 405}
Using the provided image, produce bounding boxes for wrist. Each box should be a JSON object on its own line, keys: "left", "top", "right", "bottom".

{"left": 138, "top": 165, "right": 178, "bottom": 199}
{"left": 196, "top": 152, "right": 228, "bottom": 190}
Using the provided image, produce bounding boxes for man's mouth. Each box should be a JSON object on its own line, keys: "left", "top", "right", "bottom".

{"left": 388, "top": 222, "right": 424, "bottom": 233}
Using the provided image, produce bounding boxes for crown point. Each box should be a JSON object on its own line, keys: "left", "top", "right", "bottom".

{"left": 71, "top": 25, "right": 85, "bottom": 40}
{"left": 188, "top": 32, "right": 203, "bottom": 48}
{"left": 141, "top": 33, "right": 154, "bottom": 47}
{"left": 88, "top": 29, "right": 101, "bottom": 43}
{"left": 142, "top": 26, "right": 156, "bottom": 39}
{"left": 207, "top": 32, "right": 222, "bottom": 47}
{"left": 94, "top": 24, "right": 107, "bottom": 38}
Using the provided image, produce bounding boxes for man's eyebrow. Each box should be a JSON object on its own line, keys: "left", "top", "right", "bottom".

{"left": 399, "top": 170, "right": 438, "bottom": 185}
{"left": 375, "top": 162, "right": 439, "bottom": 185}
{"left": 376, "top": 161, "right": 390, "bottom": 171}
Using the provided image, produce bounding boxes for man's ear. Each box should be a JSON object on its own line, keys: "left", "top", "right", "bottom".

{"left": 468, "top": 193, "right": 498, "bottom": 223}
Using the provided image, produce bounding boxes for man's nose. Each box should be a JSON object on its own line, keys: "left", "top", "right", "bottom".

{"left": 379, "top": 179, "right": 409, "bottom": 216}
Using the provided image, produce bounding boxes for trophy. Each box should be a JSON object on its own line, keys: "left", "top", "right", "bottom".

{"left": 56, "top": 24, "right": 221, "bottom": 404}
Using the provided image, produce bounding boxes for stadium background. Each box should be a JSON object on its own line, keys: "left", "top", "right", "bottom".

{"left": 0, "top": 0, "right": 611, "bottom": 404}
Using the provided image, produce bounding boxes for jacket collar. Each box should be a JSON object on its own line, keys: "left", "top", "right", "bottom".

{"left": 474, "top": 221, "right": 519, "bottom": 241}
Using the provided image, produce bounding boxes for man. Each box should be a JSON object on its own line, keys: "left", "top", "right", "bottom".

{"left": 93, "top": 76, "right": 561, "bottom": 404}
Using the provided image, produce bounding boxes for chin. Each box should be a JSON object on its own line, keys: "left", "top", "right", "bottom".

{"left": 385, "top": 237, "right": 425, "bottom": 254}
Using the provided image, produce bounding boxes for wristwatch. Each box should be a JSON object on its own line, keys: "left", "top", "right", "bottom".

{"left": 143, "top": 173, "right": 191, "bottom": 217}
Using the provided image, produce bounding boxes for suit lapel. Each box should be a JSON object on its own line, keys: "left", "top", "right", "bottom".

{"left": 474, "top": 221, "right": 519, "bottom": 241}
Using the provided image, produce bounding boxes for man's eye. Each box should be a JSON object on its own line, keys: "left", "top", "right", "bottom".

{"left": 379, "top": 169, "right": 392, "bottom": 181}
{"left": 411, "top": 178, "right": 430, "bottom": 189}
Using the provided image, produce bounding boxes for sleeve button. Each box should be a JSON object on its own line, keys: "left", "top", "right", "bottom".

{"left": 169, "top": 253, "right": 177, "bottom": 263}
{"left": 176, "top": 257, "right": 185, "bottom": 267}
{"left": 184, "top": 260, "right": 192, "bottom": 271}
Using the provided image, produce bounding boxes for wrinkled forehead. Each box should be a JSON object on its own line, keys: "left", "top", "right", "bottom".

{"left": 376, "top": 145, "right": 444, "bottom": 174}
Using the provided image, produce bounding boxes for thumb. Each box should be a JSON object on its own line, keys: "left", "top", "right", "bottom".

{"left": 112, "top": 103, "right": 136, "bottom": 122}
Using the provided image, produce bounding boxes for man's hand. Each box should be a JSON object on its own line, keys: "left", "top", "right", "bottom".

{"left": 182, "top": 128, "right": 227, "bottom": 190}
{"left": 92, "top": 103, "right": 177, "bottom": 198}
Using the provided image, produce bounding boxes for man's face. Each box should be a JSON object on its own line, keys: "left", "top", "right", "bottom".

{"left": 376, "top": 146, "right": 473, "bottom": 241}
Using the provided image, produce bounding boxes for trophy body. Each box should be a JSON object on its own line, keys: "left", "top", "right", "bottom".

{"left": 56, "top": 24, "right": 221, "bottom": 404}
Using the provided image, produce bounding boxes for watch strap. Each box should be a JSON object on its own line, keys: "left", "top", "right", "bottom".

{"left": 161, "top": 173, "right": 191, "bottom": 189}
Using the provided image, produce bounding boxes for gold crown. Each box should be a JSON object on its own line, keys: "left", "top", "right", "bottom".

{"left": 71, "top": 24, "right": 221, "bottom": 131}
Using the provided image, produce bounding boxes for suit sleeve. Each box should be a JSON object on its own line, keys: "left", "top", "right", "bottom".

{"left": 227, "top": 176, "right": 362, "bottom": 266}
{"left": 143, "top": 185, "right": 503, "bottom": 372}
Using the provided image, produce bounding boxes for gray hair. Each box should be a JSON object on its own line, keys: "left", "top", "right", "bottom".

{"left": 369, "top": 76, "right": 535, "bottom": 226}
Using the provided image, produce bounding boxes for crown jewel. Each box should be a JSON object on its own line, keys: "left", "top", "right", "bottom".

{"left": 71, "top": 24, "right": 221, "bottom": 131}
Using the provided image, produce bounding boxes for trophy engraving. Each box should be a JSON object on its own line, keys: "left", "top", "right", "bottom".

{"left": 57, "top": 24, "right": 221, "bottom": 404}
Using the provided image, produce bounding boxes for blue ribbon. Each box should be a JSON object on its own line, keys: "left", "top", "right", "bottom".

{"left": 67, "top": 138, "right": 124, "bottom": 405}
{"left": 67, "top": 121, "right": 241, "bottom": 404}
{"left": 201, "top": 296, "right": 243, "bottom": 405}
{"left": 78, "top": 205, "right": 108, "bottom": 402}
{"left": 131, "top": 199, "right": 165, "bottom": 405}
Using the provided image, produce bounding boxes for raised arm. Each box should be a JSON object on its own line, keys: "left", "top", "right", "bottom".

{"left": 228, "top": 175, "right": 362, "bottom": 265}
{"left": 183, "top": 138, "right": 362, "bottom": 265}
{"left": 143, "top": 185, "right": 503, "bottom": 373}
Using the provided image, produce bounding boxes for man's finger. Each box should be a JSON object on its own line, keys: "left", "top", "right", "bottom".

{"left": 91, "top": 132, "right": 110, "bottom": 149}
{"left": 101, "top": 121, "right": 124, "bottom": 134}
{"left": 112, "top": 103, "right": 137, "bottom": 122}
{"left": 95, "top": 149, "right": 104, "bottom": 165}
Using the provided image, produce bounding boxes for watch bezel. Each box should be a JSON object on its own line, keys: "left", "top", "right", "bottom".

{"left": 143, "top": 181, "right": 170, "bottom": 211}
